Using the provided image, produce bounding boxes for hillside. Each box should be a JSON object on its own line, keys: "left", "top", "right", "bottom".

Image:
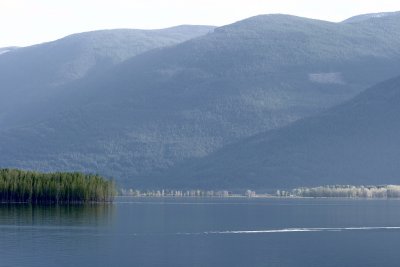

{"left": 1, "top": 14, "right": 400, "bottom": 186}
{"left": 0, "top": 25, "right": 215, "bottom": 128}
{"left": 0, "top": 25, "right": 214, "bottom": 87}
{"left": 155, "top": 75, "right": 400, "bottom": 190}
{"left": 0, "top": 47, "right": 18, "bottom": 55}
{"left": 343, "top": 11, "right": 400, "bottom": 23}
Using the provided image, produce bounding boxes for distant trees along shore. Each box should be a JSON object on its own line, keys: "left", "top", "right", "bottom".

{"left": 285, "top": 185, "right": 400, "bottom": 198}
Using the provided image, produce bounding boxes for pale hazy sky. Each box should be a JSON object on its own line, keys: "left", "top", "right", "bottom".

{"left": 1, "top": 0, "right": 400, "bottom": 47}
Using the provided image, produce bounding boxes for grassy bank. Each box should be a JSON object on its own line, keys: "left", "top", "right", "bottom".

{"left": 0, "top": 169, "right": 115, "bottom": 203}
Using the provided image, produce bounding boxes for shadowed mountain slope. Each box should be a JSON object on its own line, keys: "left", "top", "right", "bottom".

{"left": 155, "top": 75, "right": 400, "bottom": 190}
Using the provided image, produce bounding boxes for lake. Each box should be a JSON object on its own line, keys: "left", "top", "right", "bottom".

{"left": 1, "top": 197, "right": 400, "bottom": 267}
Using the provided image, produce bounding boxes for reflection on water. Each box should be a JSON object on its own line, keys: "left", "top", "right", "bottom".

{"left": 2, "top": 198, "right": 400, "bottom": 267}
{"left": 0, "top": 203, "right": 115, "bottom": 227}
{"left": 0, "top": 204, "right": 115, "bottom": 267}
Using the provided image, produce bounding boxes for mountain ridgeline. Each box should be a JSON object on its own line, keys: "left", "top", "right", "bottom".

{"left": 0, "top": 25, "right": 215, "bottom": 128}
{"left": 0, "top": 47, "right": 18, "bottom": 55}
{"left": 342, "top": 11, "right": 400, "bottom": 23}
{"left": 1, "top": 13, "right": 400, "bottom": 188}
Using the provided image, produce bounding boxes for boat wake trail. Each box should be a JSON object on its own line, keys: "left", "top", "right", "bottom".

{"left": 204, "top": 226, "right": 400, "bottom": 235}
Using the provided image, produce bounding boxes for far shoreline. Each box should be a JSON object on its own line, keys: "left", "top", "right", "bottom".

{"left": 115, "top": 195, "right": 400, "bottom": 200}
{"left": 118, "top": 185, "right": 400, "bottom": 200}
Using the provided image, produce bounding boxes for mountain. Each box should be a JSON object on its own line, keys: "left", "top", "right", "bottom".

{"left": 0, "top": 25, "right": 215, "bottom": 127}
{"left": 0, "top": 47, "right": 18, "bottom": 55}
{"left": 343, "top": 11, "right": 400, "bottom": 23}
{"left": 156, "top": 75, "right": 400, "bottom": 190}
{"left": 0, "top": 25, "right": 215, "bottom": 87}
{"left": 1, "top": 13, "right": 400, "bottom": 186}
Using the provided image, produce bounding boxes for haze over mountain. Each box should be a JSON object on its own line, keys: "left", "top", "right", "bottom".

{"left": 1, "top": 13, "right": 400, "bottom": 187}
{"left": 0, "top": 47, "right": 18, "bottom": 55}
{"left": 157, "top": 75, "right": 400, "bottom": 190}
{"left": 343, "top": 11, "right": 400, "bottom": 23}
{"left": 0, "top": 25, "right": 215, "bottom": 127}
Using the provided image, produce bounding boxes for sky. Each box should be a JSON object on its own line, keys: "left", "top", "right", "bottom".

{"left": 1, "top": 0, "right": 400, "bottom": 47}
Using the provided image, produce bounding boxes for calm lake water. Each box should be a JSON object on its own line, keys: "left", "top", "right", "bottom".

{"left": 1, "top": 197, "right": 400, "bottom": 267}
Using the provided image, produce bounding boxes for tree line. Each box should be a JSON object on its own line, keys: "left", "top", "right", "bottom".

{"left": 0, "top": 169, "right": 115, "bottom": 203}
{"left": 120, "top": 188, "right": 261, "bottom": 197}
{"left": 120, "top": 188, "right": 233, "bottom": 197}
{"left": 286, "top": 185, "right": 400, "bottom": 198}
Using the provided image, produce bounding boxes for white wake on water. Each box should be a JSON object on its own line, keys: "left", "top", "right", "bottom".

{"left": 205, "top": 226, "right": 400, "bottom": 234}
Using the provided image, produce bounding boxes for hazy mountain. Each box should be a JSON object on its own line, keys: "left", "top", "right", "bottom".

{"left": 157, "top": 75, "right": 400, "bottom": 190}
{"left": 0, "top": 25, "right": 215, "bottom": 127}
{"left": 0, "top": 47, "right": 18, "bottom": 55}
{"left": 0, "top": 26, "right": 215, "bottom": 86}
{"left": 343, "top": 11, "right": 400, "bottom": 23}
{"left": 1, "top": 13, "right": 400, "bottom": 186}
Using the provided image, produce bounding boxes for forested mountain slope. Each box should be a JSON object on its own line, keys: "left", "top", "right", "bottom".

{"left": 157, "top": 75, "right": 400, "bottom": 190}
{"left": 0, "top": 25, "right": 215, "bottom": 128}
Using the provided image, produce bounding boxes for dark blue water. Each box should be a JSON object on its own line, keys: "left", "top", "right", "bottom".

{"left": 1, "top": 197, "right": 400, "bottom": 267}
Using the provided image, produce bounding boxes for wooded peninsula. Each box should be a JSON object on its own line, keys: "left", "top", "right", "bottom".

{"left": 0, "top": 169, "right": 115, "bottom": 203}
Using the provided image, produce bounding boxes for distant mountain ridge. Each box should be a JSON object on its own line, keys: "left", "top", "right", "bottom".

{"left": 1, "top": 13, "right": 400, "bottom": 187}
{"left": 0, "top": 25, "right": 215, "bottom": 128}
{"left": 0, "top": 47, "right": 18, "bottom": 55}
{"left": 0, "top": 25, "right": 215, "bottom": 86}
{"left": 343, "top": 11, "right": 400, "bottom": 23}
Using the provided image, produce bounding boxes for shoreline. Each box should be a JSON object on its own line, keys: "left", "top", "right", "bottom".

{"left": 115, "top": 195, "right": 400, "bottom": 200}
